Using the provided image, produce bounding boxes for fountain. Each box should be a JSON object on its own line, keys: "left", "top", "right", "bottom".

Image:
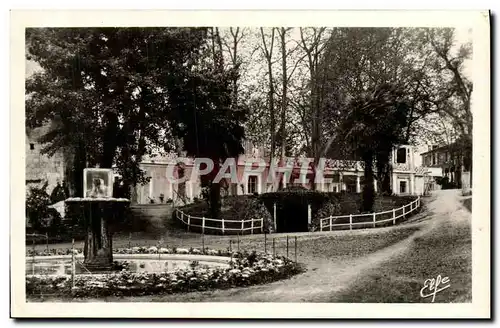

{"left": 65, "top": 168, "right": 130, "bottom": 271}
{"left": 29, "top": 168, "right": 232, "bottom": 276}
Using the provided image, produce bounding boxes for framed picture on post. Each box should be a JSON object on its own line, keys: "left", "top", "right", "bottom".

{"left": 83, "top": 168, "right": 114, "bottom": 198}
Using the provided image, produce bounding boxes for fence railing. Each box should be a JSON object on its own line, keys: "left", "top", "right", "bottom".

{"left": 174, "top": 208, "right": 264, "bottom": 235}
{"left": 319, "top": 196, "right": 421, "bottom": 231}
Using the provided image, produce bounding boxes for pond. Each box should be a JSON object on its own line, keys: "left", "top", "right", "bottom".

{"left": 26, "top": 255, "right": 230, "bottom": 276}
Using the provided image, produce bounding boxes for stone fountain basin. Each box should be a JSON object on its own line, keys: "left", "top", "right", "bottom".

{"left": 26, "top": 254, "right": 231, "bottom": 277}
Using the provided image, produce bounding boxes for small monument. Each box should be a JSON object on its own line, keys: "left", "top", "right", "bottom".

{"left": 65, "top": 168, "right": 130, "bottom": 271}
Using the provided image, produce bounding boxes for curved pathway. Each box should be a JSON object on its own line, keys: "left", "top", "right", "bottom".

{"left": 137, "top": 190, "right": 468, "bottom": 302}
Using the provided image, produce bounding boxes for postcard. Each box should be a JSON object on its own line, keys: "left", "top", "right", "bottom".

{"left": 11, "top": 9, "right": 490, "bottom": 319}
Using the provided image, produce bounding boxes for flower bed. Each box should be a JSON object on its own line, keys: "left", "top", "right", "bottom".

{"left": 26, "top": 247, "right": 304, "bottom": 298}
{"left": 26, "top": 245, "right": 234, "bottom": 257}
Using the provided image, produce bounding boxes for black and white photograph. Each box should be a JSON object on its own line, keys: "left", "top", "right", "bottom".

{"left": 84, "top": 168, "right": 114, "bottom": 198}
{"left": 10, "top": 10, "right": 490, "bottom": 319}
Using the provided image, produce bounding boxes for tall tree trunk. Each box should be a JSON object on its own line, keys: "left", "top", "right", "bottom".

{"left": 72, "top": 139, "right": 87, "bottom": 197}
{"left": 376, "top": 150, "right": 392, "bottom": 195}
{"left": 100, "top": 111, "right": 119, "bottom": 168}
{"left": 280, "top": 27, "right": 287, "bottom": 160}
{"left": 268, "top": 53, "right": 276, "bottom": 158}
{"left": 260, "top": 28, "right": 276, "bottom": 190}
{"left": 362, "top": 152, "right": 375, "bottom": 212}
{"left": 208, "top": 160, "right": 222, "bottom": 220}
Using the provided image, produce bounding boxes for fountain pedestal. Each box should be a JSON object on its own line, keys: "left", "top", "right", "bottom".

{"left": 66, "top": 198, "right": 130, "bottom": 271}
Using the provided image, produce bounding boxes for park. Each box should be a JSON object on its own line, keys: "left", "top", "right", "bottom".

{"left": 24, "top": 26, "right": 473, "bottom": 303}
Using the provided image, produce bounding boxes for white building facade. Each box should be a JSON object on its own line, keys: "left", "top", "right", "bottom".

{"left": 133, "top": 145, "right": 429, "bottom": 205}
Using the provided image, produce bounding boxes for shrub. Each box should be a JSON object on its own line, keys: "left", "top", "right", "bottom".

{"left": 239, "top": 196, "right": 274, "bottom": 234}
{"left": 26, "top": 182, "right": 52, "bottom": 231}
{"left": 26, "top": 247, "right": 304, "bottom": 298}
{"left": 313, "top": 201, "right": 342, "bottom": 231}
{"left": 49, "top": 181, "right": 69, "bottom": 204}
{"left": 177, "top": 195, "right": 272, "bottom": 235}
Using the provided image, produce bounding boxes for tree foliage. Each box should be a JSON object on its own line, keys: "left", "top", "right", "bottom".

{"left": 26, "top": 28, "right": 245, "bottom": 201}
{"left": 339, "top": 83, "right": 411, "bottom": 211}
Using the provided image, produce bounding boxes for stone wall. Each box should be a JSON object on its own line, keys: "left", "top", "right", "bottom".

{"left": 26, "top": 126, "right": 65, "bottom": 194}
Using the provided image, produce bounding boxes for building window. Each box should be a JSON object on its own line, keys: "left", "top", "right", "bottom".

{"left": 29, "top": 143, "right": 35, "bottom": 150}
{"left": 399, "top": 180, "right": 407, "bottom": 194}
{"left": 248, "top": 176, "right": 258, "bottom": 194}
{"left": 396, "top": 148, "right": 407, "bottom": 164}
{"left": 439, "top": 153, "right": 445, "bottom": 164}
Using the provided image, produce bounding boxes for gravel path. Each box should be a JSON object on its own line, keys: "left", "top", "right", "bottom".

{"left": 113, "top": 190, "right": 466, "bottom": 302}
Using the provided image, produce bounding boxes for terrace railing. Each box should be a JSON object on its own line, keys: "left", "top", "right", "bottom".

{"left": 319, "top": 196, "right": 421, "bottom": 231}
{"left": 174, "top": 208, "right": 264, "bottom": 235}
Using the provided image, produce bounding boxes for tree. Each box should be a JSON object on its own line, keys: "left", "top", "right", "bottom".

{"left": 259, "top": 28, "right": 277, "bottom": 162}
{"left": 167, "top": 49, "right": 247, "bottom": 219}
{"left": 220, "top": 27, "right": 247, "bottom": 109}
{"left": 316, "top": 28, "right": 434, "bottom": 154}
{"left": 26, "top": 27, "right": 213, "bottom": 196}
{"left": 298, "top": 27, "right": 329, "bottom": 161}
{"left": 339, "top": 84, "right": 411, "bottom": 212}
{"left": 423, "top": 28, "right": 473, "bottom": 185}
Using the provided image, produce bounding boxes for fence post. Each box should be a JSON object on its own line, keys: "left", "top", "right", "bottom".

{"left": 202, "top": 216, "right": 205, "bottom": 234}
{"left": 251, "top": 219, "right": 254, "bottom": 235}
{"left": 237, "top": 234, "right": 240, "bottom": 252}
{"left": 307, "top": 204, "right": 312, "bottom": 226}
{"left": 349, "top": 214, "right": 353, "bottom": 231}
{"left": 330, "top": 217, "right": 333, "bottom": 231}
{"left": 187, "top": 214, "right": 190, "bottom": 232}
{"left": 320, "top": 219, "right": 323, "bottom": 232}
{"left": 202, "top": 233, "right": 205, "bottom": 253}
{"left": 222, "top": 218, "right": 225, "bottom": 235}
{"left": 392, "top": 208, "right": 396, "bottom": 225}
{"left": 32, "top": 238, "right": 35, "bottom": 275}
{"left": 71, "top": 238, "right": 75, "bottom": 289}
{"left": 286, "top": 236, "right": 289, "bottom": 259}
{"left": 294, "top": 236, "right": 298, "bottom": 263}
{"left": 264, "top": 232, "right": 267, "bottom": 253}
{"left": 261, "top": 218, "right": 264, "bottom": 233}
{"left": 373, "top": 212, "right": 376, "bottom": 228}
{"left": 241, "top": 219, "right": 244, "bottom": 235}
{"left": 273, "top": 202, "right": 277, "bottom": 231}
{"left": 403, "top": 205, "right": 406, "bottom": 217}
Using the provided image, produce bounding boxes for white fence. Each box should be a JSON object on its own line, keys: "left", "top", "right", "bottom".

{"left": 319, "top": 196, "right": 421, "bottom": 231}
{"left": 174, "top": 208, "right": 264, "bottom": 235}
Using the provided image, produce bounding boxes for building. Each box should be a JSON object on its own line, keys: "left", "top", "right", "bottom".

{"left": 134, "top": 143, "right": 430, "bottom": 205}
{"left": 420, "top": 142, "right": 471, "bottom": 189}
{"left": 25, "top": 126, "right": 430, "bottom": 205}
{"left": 25, "top": 125, "right": 66, "bottom": 193}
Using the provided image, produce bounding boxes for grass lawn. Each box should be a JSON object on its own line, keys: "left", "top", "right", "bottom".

{"left": 330, "top": 216, "right": 471, "bottom": 303}
{"left": 462, "top": 197, "right": 472, "bottom": 212}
